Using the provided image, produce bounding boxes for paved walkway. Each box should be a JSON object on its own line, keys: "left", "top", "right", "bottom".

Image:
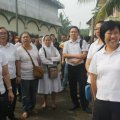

{"left": 15, "top": 89, "right": 92, "bottom": 120}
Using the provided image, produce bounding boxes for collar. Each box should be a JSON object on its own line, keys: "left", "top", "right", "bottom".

{"left": 102, "top": 45, "right": 120, "bottom": 54}
{"left": 69, "top": 39, "right": 80, "bottom": 43}
{"left": 0, "top": 43, "right": 10, "bottom": 48}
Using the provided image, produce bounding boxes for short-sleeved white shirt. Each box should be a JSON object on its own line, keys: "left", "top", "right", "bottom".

{"left": 0, "top": 43, "right": 19, "bottom": 79}
{"left": 17, "top": 46, "right": 39, "bottom": 80}
{"left": 87, "top": 39, "right": 103, "bottom": 83}
{"left": 89, "top": 46, "right": 120, "bottom": 102}
{"left": 0, "top": 52, "right": 8, "bottom": 94}
{"left": 63, "top": 39, "right": 88, "bottom": 66}
{"left": 87, "top": 39, "right": 104, "bottom": 59}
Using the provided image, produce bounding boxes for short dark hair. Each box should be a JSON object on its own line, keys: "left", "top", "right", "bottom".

{"left": 69, "top": 26, "right": 80, "bottom": 33}
{"left": 19, "top": 31, "right": 31, "bottom": 41}
{"left": 100, "top": 20, "right": 120, "bottom": 44}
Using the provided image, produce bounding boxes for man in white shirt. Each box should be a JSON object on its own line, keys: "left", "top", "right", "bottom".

{"left": 63, "top": 26, "right": 88, "bottom": 111}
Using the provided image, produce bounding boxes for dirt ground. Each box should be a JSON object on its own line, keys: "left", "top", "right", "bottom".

{"left": 15, "top": 88, "right": 92, "bottom": 120}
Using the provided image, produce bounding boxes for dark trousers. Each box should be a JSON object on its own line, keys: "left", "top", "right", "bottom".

{"left": 0, "top": 92, "right": 8, "bottom": 120}
{"left": 68, "top": 64, "right": 88, "bottom": 110}
{"left": 21, "top": 80, "right": 38, "bottom": 112}
{"left": 93, "top": 99, "right": 120, "bottom": 120}
{"left": 4, "top": 78, "right": 17, "bottom": 119}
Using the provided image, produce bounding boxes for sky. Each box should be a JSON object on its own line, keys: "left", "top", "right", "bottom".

{"left": 59, "top": 0, "right": 97, "bottom": 29}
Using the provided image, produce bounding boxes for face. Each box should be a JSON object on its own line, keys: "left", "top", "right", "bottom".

{"left": 61, "top": 35, "right": 66, "bottom": 42}
{"left": 94, "top": 23, "right": 102, "bottom": 38}
{"left": 44, "top": 36, "right": 52, "bottom": 47}
{"left": 105, "top": 27, "right": 120, "bottom": 48}
{"left": 0, "top": 28, "right": 8, "bottom": 45}
{"left": 21, "top": 33, "right": 31, "bottom": 45}
{"left": 69, "top": 28, "right": 79, "bottom": 40}
{"left": 51, "top": 35, "right": 55, "bottom": 41}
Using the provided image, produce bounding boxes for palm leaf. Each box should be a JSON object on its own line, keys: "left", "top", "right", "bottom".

{"left": 96, "top": 0, "right": 120, "bottom": 22}
{"left": 77, "top": 0, "right": 95, "bottom": 2}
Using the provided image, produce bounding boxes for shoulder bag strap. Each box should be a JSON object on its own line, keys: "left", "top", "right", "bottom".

{"left": 80, "top": 39, "right": 83, "bottom": 49}
{"left": 97, "top": 44, "right": 104, "bottom": 52}
{"left": 43, "top": 47, "right": 49, "bottom": 70}
{"left": 22, "top": 46, "right": 35, "bottom": 67}
{"left": 43, "top": 47, "right": 47, "bottom": 58}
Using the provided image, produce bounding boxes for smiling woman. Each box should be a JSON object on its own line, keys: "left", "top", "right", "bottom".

{"left": 89, "top": 20, "right": 120, "bottom": 120}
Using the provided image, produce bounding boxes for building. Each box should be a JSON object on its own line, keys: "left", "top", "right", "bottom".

{"left": 87, "top": 0, "right": 120, "bottom": 40}
{"left": 0, "top": 0, "right": 64, "bottom": 36}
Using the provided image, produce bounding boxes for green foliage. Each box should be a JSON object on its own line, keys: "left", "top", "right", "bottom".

{"left": 58, "top": 13, "right": 71, "bottom": 37}
{"left": 80, "top": 29, "right": 89, "bottom": 36}
{"left": 96, "top": 0, "right": 120, "bottom": 22}
{"left": 78, "top": 0, "right": 120, "bottom": 22}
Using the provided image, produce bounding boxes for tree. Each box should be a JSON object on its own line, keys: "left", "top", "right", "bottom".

{"left": 58, "top": 13, "right": 71, "bottom": 38}
{"left": 78, "top": 0, "right": 120, "bottom": 21}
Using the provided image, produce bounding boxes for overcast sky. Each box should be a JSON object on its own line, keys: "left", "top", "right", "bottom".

{"left": 59, "top": 0, "right": 97, "bottom": 29}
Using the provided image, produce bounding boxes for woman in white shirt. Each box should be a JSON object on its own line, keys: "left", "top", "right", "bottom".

{"left": 17, "top": 32, "right": 39, "bottom": 119}
{"left": 0, "top": 27, "right": 18, "bottom": 120}
{"left": 0, "top": 51, "right": 14, "bottom": 120}
{"left": 86, "top": 21, "right": 104, "bottom": 83}
{"left": 38, "top": 35, "right": 62, "bottom": 109}
{"left": 89, "top": 20, "right": 120, "bottom": 120}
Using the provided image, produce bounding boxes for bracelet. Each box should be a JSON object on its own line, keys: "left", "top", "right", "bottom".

{"left": 7, "top": 86, "right": 12, "bottom": 90}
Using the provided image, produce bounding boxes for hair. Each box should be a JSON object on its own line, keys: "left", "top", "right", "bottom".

{"left": 50, "top": 34, "right": 55, "bottom": 37}
{"left": 0, "top": 27, "right": 9, "bottom": 42}
{"left": 96, "top": 20, "right": 104, "bottom": 25}
{"left": 43, "top": 35, "right": 51, "bottom": 41}
{"left": 69, "top": 26, "right": 80, "bottom": 33}
{"left": 19, "top": 31, "right": 31, "bottom": 41}
{"left": 100, "top": 20, "right": 120, "bottom": 44}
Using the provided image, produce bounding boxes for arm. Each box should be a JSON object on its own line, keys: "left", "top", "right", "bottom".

{"left": 51, "top": 48, "right": 61, "bottom": 62}
{"left": 85, "top": 58, "right": 91, "bottom": 72}
{"left": 39, "top": 48, "right": 53, "bottom": 65}
{"left": 63, "top": 51, "right": 87, "bottom": 59}
{"left": 2, "top": 64, "right": 14, "bottom": 103}
{"left": 90, "top": 73, "right": 97, "bottom": 101}
{"left": 16, "top": 60, "right": 21, "bottom": 84}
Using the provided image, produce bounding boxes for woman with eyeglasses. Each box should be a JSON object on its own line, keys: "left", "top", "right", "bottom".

{"left": 0, "top": 27, "right": 19, "bottom": 120}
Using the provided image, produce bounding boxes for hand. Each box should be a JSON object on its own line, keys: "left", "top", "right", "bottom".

{"left": 8, "top": 90, "right": 14, "bottom": 103}
{"left": 16, "top": 76, "right": 21, "bottom": 84}
{"left": 61, "top": 60, "right": 64, "bottom": 65}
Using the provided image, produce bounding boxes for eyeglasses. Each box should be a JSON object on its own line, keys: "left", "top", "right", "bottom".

{"left": 0, "top": 32, "right": 7, "bottom": 35}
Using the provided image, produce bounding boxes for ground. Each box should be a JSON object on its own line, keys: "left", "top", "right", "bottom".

{"left": 15, "top": 88, "right": 92, "bottom": 120}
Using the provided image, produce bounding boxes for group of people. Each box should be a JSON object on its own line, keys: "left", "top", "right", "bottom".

{"left": 0, "top": 20, "right": 120, "bottom": 120}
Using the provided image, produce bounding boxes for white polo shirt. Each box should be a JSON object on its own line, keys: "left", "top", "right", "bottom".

{"left": 0, "top": 43, "right": 19, "bottom": 79}
{"left": 87, "top": 39, "right": 104, "bottom": 59}
{"left": 89, "top": 46, "right": 120, "bottom": 102}
{"left": 63, "top": 39, "right": 88, "bottom": 66}
{"left": 87, "top": 39, "right": 104, "bottom": 83}
{"left": 0, "top": 52, "right": 8, "bottom": 94}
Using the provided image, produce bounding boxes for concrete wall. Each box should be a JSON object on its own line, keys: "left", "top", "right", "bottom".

{"left": 0, "top": 0, "right": 62, "bottom": 26}
{"left": 0, "top": 0, "right": 62, "bottom": 36}
{"left": 0, "top": 11, "right": 58, "bottom": 36}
